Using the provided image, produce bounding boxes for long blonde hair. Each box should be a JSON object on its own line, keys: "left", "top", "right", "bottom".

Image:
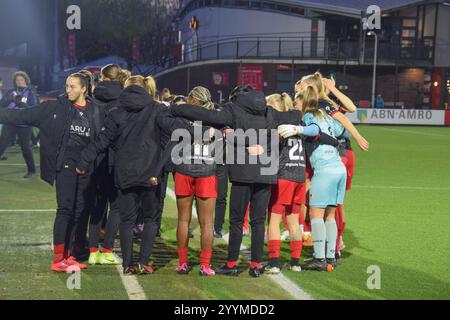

{"left": 124, "top": 75, "right": 157, "bottom": 99}
{"left": 188, "top": 86, "right": 215, "bottom": 110}
{"left": 266, "top": 93, "right": 293, "bottom": 112}
{"left": 299, "top": 72, "right": 337, "bottom": 109}
{"left": 298, "top": 85, "right": 321, "bottom": 118}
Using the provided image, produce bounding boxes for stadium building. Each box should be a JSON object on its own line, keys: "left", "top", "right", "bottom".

{"left": 154, "top": 0, "right": 450, "bottom": 109}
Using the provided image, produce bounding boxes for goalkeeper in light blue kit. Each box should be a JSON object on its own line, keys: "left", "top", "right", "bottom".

{"left": 278, "top": 85, "right": 349, "bottom": 271}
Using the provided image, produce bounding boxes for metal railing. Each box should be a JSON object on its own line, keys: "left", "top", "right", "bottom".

{"left": 148, "top": 36, "right": 434, "bottom": 75}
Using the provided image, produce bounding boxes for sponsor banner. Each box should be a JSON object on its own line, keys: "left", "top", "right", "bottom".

{"left": 346, "top": 109, "right": 447, "bottom": 126}
{"left": 237, "top": 65, "right": 264, "bottom": 91}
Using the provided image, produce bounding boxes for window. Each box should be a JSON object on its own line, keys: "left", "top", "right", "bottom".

{"left": 402, "top": 29, "right": 416, "bottom": 38}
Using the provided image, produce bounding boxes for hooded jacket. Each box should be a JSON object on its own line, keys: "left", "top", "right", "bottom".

{"left": 93, "top": 81, "right": 123, "bottom": 169}
{"left": 0, "top": 95, "right": 102, "bottom": 185}
{"left": 77, "top": 85, "right": 162, "bottom": 190}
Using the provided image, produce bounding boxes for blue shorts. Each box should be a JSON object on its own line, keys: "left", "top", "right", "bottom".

{"left": 309, "top": 163, "right": 347, "bottom": 209}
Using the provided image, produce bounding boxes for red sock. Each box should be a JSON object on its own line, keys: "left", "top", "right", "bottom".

{"left": 90, "top": 247, "right": 99, "bottom": 253}
{"left": 268, "top": 240, "right": 281, "bottom": 260}
{"left": 178, "top": 247, "right": 188, "bottom": 265}
{"left": 102, "top": 248, "right": 113, "bottom": 253}
{"left": 250, "top": 261, "right": 260, "bottom": 269}
{"left": 200, "top": 249, "right": 212, "bottom": 268}
{"left": 290, "top": 240, "right": 303, "bottom": 259}
{"left": 227, "top": 260, "right": 237, "bottom": 268}
{"left": 53, "top": 244, "right": 65, "bottom": 263}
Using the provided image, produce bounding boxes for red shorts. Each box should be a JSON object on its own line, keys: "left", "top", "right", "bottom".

{"left": 174, "top": 173, "right": 218, "bottom": 198}
{"left": 268, "top": 179, "right": 306, "bottom": 215}
{"left": 345, "top": 150, "right": 355, "bottom": 190}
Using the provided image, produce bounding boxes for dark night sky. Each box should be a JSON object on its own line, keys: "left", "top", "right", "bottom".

{"left": 0, "top": 0, "right": 52, "bottom": 52}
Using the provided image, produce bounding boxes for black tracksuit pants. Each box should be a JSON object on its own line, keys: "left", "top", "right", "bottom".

{"left": 118, "top": 186, "right": 160, "bottom": 268}
{"left": 102, "top": 172, "right": 121, "bottom": 251}
{"left": 156, "top": 170, "right": 169, "bottom": 231}
{"left": 86, "top": 166, "right": 121, "bottom": 251}
{"left": 54, "top": 165, "right": 94, "bottom": 251}
{"left": 0, "top": 124, "right": 35, "bottom": 173}
{"left": 214, "top": 165, "right": 228, "bottom": 233}
{"left": 228, "top": 182, "right": 271, "bottom": 264}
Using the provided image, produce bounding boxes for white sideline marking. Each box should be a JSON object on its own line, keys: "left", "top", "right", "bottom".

{"left": 221, "top": 233, "right": 313, "bottom": 300}
{"left": 166, "top": 187, "right": 313, "bottom": 301}
{"left": 115, "top": 265, "right": 148, "bottom": 300}
{"left": 352, "top": 185, "right": 450, "bottom": 192}
{"left": 0, "top": 210, "right": 147, "bottom": 301}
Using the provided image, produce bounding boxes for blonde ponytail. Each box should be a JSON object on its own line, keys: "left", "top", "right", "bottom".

{"left": 145, "top": 76, "right": 157, "bottom": 99}
{"left": 298, "top": 85, "right": 320, "bottom": 117}
{"left": 301, "top": 71, "right": 338, "bottom": 109}
{"left": 266, "top": 93, "right": 293, "bottom": 112}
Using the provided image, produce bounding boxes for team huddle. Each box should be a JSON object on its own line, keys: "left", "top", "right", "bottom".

{"left": 0, "top": 65, "right": 369, "bottom": 278}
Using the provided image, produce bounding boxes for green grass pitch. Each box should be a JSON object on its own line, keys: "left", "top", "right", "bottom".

{"left": 0, "top": 125, "right": 449, "bottom": 300}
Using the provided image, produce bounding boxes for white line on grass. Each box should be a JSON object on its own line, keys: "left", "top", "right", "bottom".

{"left": 115, "top": 265, "right": 148, "bottom": 300}
{"left": 0, "top": 208, "right": 148, "bottom": 300}
{"left": 352, "top": 185, "right": 450, "bottom": 192}
{"left": 221, "top": 234, "right": 313, "bottom": 300}
{"left": 166, "top": 187, "right": 313, "bottom": 301}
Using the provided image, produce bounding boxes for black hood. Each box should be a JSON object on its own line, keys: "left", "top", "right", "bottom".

{"left": 94, "top": 81, "right": 123, "bottom": 103}
{"left": 119, "top": 85, "right": 153, "bottom": 112}
{"left": 233, "top": 90, "right": 267, "bottom": 116}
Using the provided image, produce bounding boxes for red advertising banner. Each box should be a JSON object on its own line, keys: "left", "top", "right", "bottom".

{"left": 211, "top": 72, "right": 230, "bottom": 87}
{"left": 237, "top": 65, "right": 264, "bottom": 91}
{"left": 445, "top": 110, "right": 450, "bottom": 126}
{"left": 67, "top": 32, "right": 76, "bottom": 58}
{"left": 132, "top": 37, "right": 140, "bottom": 63}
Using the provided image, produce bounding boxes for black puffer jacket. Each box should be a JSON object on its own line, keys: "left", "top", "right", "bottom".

{"left": 78, "top": 85, "right": 162, "bottom": 190}
{"left": 93, "top": 81, "right": 123, "bottom": 169}
{"left": 94, "top": 81, "right": 123, "bottom": 116}
{"left": 0, "top": 95, "right": 102, "bottom": 185}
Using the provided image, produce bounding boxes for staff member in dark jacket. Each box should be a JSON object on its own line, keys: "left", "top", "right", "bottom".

{"left": 86, "top": 64, "right": 128, "bottom": 266}
{"left": 0, "top": 71, "right": 37, "bottom": 177}
{"left": 0, "top": 73, "right": 103, "bottom": 272}
{"left": 76, "top": 76, "right": 162, "bottom": 275}
{"left": 171, "top": 86, "right": 305, "bottom": 277}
